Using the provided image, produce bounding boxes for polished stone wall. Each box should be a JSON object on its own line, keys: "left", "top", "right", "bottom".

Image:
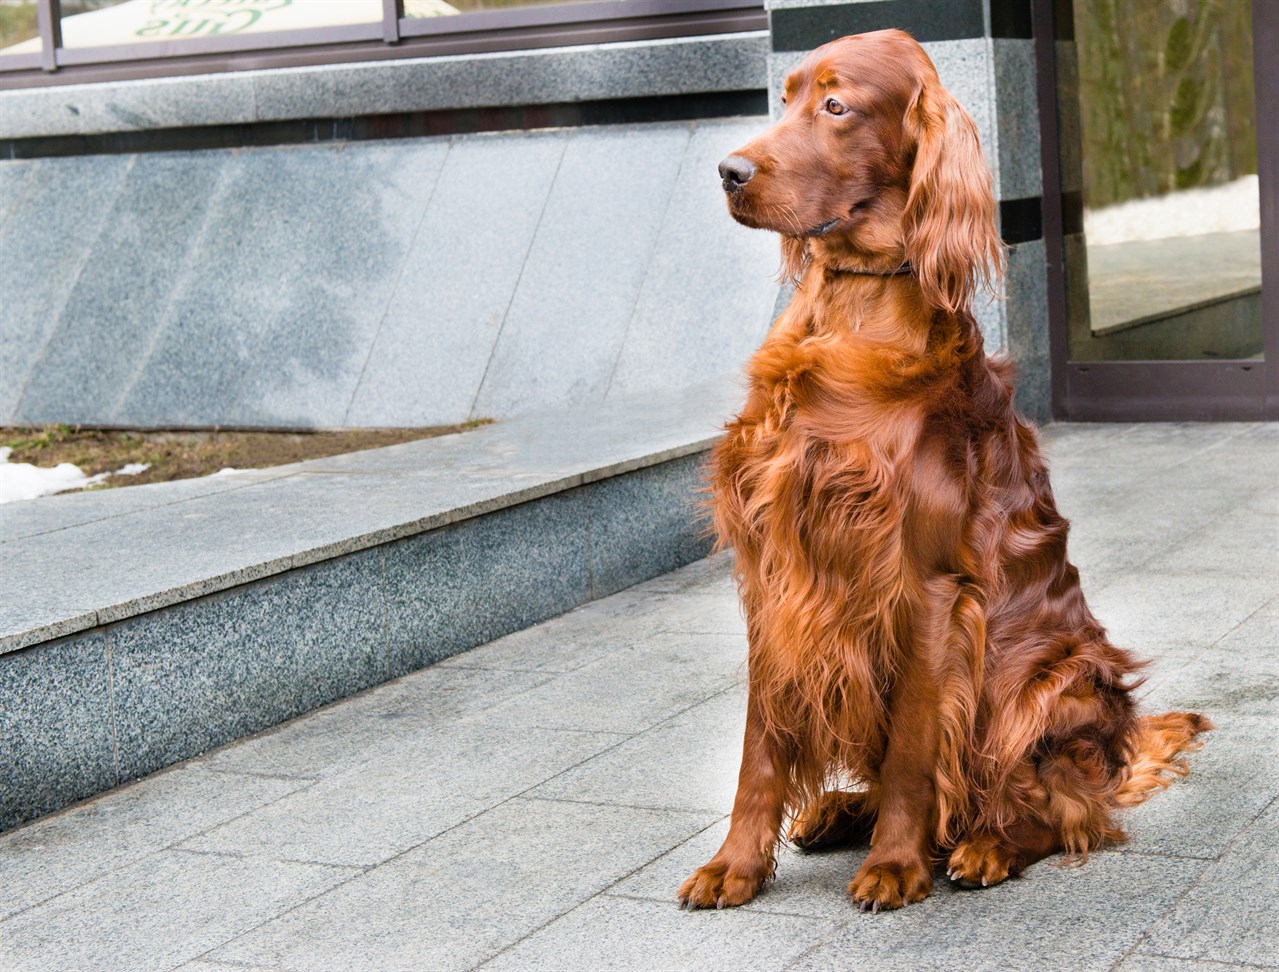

{"left": 1, "top": 119, "right": 780, "bottom": 429}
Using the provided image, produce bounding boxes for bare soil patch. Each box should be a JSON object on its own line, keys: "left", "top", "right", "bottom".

{"left": 0, "top": 422, "right": 490, "bottom": 492}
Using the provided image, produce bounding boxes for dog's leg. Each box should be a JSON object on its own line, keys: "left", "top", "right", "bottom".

{"left": 847, "top": 590, "right": 950, "bottom": 912}
{"left": 789, "top": 789, "right": 878, "bottom": 852}
{"left": 846, "top": 704, "right": 936, "bottom": 909}
{"left": 678, "top": 692, "right": 788, "bottom": 909}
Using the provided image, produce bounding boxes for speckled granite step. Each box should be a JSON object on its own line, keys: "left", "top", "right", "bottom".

{"left": 0, "top": 379, "right": 741, "bottom": 832}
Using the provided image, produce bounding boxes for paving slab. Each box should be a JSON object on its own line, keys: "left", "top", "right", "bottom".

{"left": 1115, "top": 956, "right": 1263, "bottom": 972}
{"left": 208, "top": 797, "right": 717, "bottom": 972}
{"left": 482, "top": 894, "right": 836, "bottom": 972}
{"left": 651, "top": 589, "right": 748, "bottom": 636}
{"left": 1115, "top": 712, "right": 1277, "bottom": 861}
{"left": 0, "top": 850, "right": 355, "bottom": 972}
{"left": 529, "top": 688, "right": 748, "bottom": 814}
{"left": 471, "top": 632, "right": 744, "bottom": 735}
{"left": 0, "top": 764, "right": 307, "bottom": 921}
{"left": 1137, "top": 800, "right": 1279, "bottom": 968}
{"left": 787, "top": 853, "right": 1206, "bottom": 972}
{"left": 613, "top": 815, "right": 872, "bottom": 923}
{"left": 179, "top": 721, "right": 624, "bottom": 866}
{"left": 1086, "top": 570, "right": 1276, "bottom": 657}
{"left": 0, "top": 466, "right": 296, "bottom": 544}
{"left": 194, "top": 666, "right": 556, "bottom": 780}
{"left": 435, "top": 586, "right": 675, "bottom": 674}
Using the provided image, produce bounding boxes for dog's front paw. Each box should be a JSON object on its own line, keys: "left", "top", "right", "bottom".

{"left": 947, "top": 835, "right": 1016, "bottom": 888}
{"left": 677, "top": 857, "right": 771, "bottom": 910}
{"left": 848, "top": 858, "right": 932, "bottom": 912}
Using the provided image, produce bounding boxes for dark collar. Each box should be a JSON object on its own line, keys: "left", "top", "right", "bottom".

{"left": 825, "top": 262, "right": 913, "bottom": 277}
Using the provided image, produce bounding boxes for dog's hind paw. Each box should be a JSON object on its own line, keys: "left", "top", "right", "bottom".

{"left": 947, "top": 835, "right": 1017, "bottom": 889}
{"left": 788, "top": 790, "right": 876, "bottom": 852}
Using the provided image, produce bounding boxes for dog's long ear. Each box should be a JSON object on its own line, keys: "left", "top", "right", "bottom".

{"left": 902, "top": 79, "right": 1004, "bottom": 315}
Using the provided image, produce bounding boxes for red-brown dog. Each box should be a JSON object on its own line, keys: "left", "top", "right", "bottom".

{"left": 678, "top": 30, "right": 1208, "bottom": 913}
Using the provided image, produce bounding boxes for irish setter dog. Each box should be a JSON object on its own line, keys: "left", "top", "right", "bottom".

{"left": 677, "top": 30, "right": 1209, "bottom": 913}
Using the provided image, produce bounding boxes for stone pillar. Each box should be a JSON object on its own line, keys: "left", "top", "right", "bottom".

{"left": 764, "top": 0, "right": 1052, "bottom": 420}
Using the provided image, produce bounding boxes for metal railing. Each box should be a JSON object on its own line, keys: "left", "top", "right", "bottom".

{"left": 0, "top": 0, "right": 767, "bottom": 89}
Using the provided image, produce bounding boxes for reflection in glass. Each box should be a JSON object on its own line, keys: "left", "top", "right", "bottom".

{"left": 0, "top": 0, "right": 601, "bottom": 56}
{"left": 0, "top": 0, "right": 604, "bottom": 58}
{"left": 0, "top": 0, "right": 41, "bottom": 55}
{"left": 1063, "top": 0, "right": 1261, "bottom": 361}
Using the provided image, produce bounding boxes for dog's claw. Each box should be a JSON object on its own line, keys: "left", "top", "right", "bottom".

{"left": 716, "top": 896, "right": 726, "bottom": 910}
{"left": 872, "top": 900, "right": 880, "bottom": 914}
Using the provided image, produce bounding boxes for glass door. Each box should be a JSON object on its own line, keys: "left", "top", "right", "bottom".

{"left": 1037, "top": 0, "right": 1278, "bottom": 419}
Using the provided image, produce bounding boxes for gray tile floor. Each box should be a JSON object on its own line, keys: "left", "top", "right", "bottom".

{"left": 1, "top": 422, "right": 1275, "bottom": 972}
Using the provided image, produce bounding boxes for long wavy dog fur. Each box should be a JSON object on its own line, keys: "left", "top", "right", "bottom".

{"left": 677, "top": 30, "right": 1209, "bottom": 913}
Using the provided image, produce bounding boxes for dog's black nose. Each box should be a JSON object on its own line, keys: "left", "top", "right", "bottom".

{"left": 719, "top": 155, "right": 756, "bottom": 191}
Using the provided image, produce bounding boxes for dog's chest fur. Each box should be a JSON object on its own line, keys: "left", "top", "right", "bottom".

{"left": 712, "top": 297, "right": 951, "bottom": 580}
{"left": 709, "top": 310, "right": 937, "bottom": 770}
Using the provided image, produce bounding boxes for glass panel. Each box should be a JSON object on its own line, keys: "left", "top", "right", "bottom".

{"left": 0, "top": 0, "right": 42, "bottom": 56}
{"left": 1063, "top": 0, "right": 1261, "bottom": 362}
{"left": 0, "top": 0, "right": 611, "bottom": 58}
{"left": 56, "top": 0, "right": 389, "bottom": 49}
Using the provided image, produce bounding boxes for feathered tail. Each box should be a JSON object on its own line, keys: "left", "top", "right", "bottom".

{"left": 1114, "top": 711, "right": 1213, "bottom": 807}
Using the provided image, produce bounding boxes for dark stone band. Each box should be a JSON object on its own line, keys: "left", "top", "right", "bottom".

{"left": 1000, "top": 195, "right": 1044, "bottom": 245}
{"left": 1, "top": 90, "right": 770, "bottom": 161}
{"left": 770, "top": 0, "right": 1033, "bottom": 53}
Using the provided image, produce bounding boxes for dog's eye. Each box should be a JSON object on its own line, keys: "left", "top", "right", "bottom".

{"left": 824, "top": 98, "right": 847, "bottom": 116}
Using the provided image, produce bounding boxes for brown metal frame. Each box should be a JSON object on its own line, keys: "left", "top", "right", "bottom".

{"left": 1, "top": 0, "right": 767, "bottom": 88}
{"left": 1034, "top": 0, "right": 1278, "bottom": 421}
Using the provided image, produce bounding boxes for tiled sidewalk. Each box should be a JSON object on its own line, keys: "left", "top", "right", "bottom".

{"left": 1, "top": 422, "right": 1275, "bottom": 972}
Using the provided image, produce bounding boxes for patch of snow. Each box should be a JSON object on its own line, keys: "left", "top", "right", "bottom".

{"left": 1084, "top": 175, "right": 1259, "bottom": 246}
{"left": 0, "top": 456, "right": 152, "bottom": 504}
{"left": 0, "top": 458, "right": 108, "bottom": 504}
{"left": 0, "top": 451, "right": 260, "bottom": 505}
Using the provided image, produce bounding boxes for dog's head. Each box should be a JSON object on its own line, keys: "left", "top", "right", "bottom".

{"left": 719, "top": 30, "right": 1003, "bottom": 315}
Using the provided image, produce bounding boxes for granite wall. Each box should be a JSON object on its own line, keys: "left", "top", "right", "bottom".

{"left": 0, "top": 119, "right": 780, "bottom": 429}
